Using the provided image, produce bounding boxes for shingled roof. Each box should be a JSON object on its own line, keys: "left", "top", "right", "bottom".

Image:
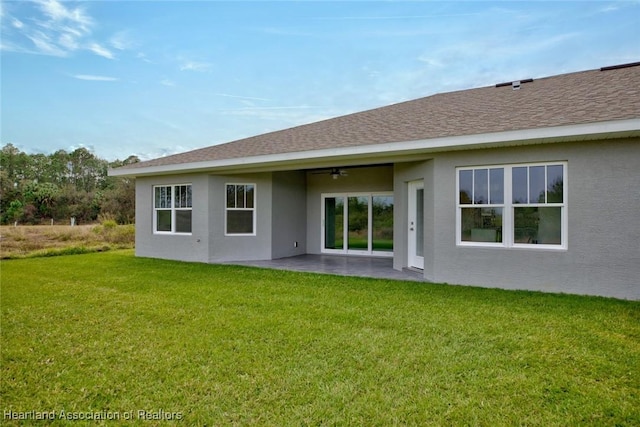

{"left": 113, "top": 62, "right": 640, "bottom": 175}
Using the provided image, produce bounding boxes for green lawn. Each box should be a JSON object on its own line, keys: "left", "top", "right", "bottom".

{"left": 1, "top": 251, "right": 639, "bottom": 425}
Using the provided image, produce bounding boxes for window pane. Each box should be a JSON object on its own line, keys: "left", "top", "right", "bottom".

{"left": 156, "top": 210, "right": 172, "bottom": 232}
{"left": 236, "top": 185, "right": 245, "bottom": 208}
{"left": 324, "top": 197, "right": 344, "bottom": 249}
{"left": 348, "top": 196, "right": 369, "bottom": 250}
{"left": 180, "top": 185, "right": 188, "bottom": 208}
{"left": 512, "top": 167, "right": 528, "bottom": 204}
{"left": 174, "top": 185, "right": 184, "bottom": 208}
{"left": 227, "top": 210, "right": 254, "bottom": 234}
{"left": 186, "top": 185, "right": 192, "bottom": 207}
{"left": 514, "top": 207, "right": 562, "bottom": 244}
{"left": 163, "top": 187, "right": 171, "bottom": 208}
{"left": 459, "top": 170, "right": 473, "bottom": 204}
{"left": 226, "top": 185, "right": 235, "bottom": 208}
{"left": 155, "top": 187, "right": 161, "bottom": 208}
{"left": 530, "top": 166, "right": 546, "bottom": 203}
{"left": 245, "top": 185, "right": 254, "bottom": 209}
{"left": 461, "top": 208, "right": 503, "bottom": 243}
{"left": 474, "top": 169, "right": 488, "bottom": 204}
{"left": 538, "top": 207, "right": 562, "bottom": 244}
{"left": 372, "top": 196, "right": 393, "bottom": 252}
{"left": 489, "top": 168, "right": 504, "bottom": 204}
{"left": 156, "top": 186, "right": 171, "bottom": 209}
{"left": 175, "top": 210, "right": 192, "bottom": 233}
{"left": 547, "top": 165, "right": 563, "bottom": 203}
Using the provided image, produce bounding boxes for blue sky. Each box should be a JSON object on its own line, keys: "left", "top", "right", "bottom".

{"left": 1, "top": 1, "right": 638, "bottom": 161}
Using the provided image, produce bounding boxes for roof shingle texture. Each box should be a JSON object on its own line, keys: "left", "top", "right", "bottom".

{"left": 121, "top": 64, "right": 640, "bottom": 170}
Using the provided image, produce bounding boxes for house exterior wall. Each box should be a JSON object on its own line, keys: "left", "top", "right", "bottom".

{"left": 271, "top": 171, "right": 307, "bottom": 259}
{"left": 136, "top": 171, "right": 305, "bottom": 263}
{"left": 208, "top": 173, "right": 273, "bottom": 262}
{"left": 133, "top": 137, "right": 638, "bottom": 299}
{"left": 135, "top": 173, "right": 210, "bottom": 263}
{"left": 306, "top": 165, "right": 394, "bottom": 254}
{"left": 424, "top": 138, "right": 640, "bottom": 299}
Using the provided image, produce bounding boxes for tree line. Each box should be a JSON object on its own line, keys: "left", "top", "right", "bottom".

{"left": 0, "top": 143, "right": 137, "bottom": 225}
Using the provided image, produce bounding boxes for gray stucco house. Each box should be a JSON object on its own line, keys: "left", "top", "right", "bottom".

{"left": 110, "top": 63, "right": 640, "bottom": 300}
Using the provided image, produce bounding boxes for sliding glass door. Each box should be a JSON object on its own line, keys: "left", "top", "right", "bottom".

{"left": 324, "top": 196, "right": 344, "bottom": 250}
{"left": 348, "top": 196, "right": 369, "bottom": 251}
{"left": 322, "top": 193, "right": 393, "bottom": 256}
{"left": 372, "top": 195, "right": 394, "bottom": 253}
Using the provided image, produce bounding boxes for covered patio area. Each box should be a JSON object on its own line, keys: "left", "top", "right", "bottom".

{"left": 226, "top": 254, "right": 425, "bottom": 282}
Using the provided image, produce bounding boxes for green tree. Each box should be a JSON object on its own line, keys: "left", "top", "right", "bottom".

{"left": 23, "top": 181, "right": 60, "bottom": 218}
{"left": 69, "top": 147, "right": 106, "bottom": 192}
{"left": 5, "top": 200, "right": 24, "bottom": 224}
{"left": 100, "top": 178, "right": 136, "bottom": 224}
{"left": 0, "top": 143, "right": 137, "bottom": 224}
{"left": 0, "top": 143, "right": 31, "bottom": 182}
{"left": 49, "top": 149, "right": 72, "bottom": 186}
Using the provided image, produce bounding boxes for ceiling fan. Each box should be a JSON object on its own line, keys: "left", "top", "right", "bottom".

{"left": 311, "top": 168, "right": 349, "bottom": 179}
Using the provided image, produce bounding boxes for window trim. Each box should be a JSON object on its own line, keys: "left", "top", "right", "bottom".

{"left": 153, "top": 183, "right": 193, "bottom": 235}
{"left": 457, "top": 167, "right": 505, "bottom": 247}
{"left": 225, "top": 183, "right": 257, "bottom": 236}
{"left": 456, "top": 162, "right": 567, "bottom": 250}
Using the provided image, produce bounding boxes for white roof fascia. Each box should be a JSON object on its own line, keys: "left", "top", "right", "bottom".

{"left": 109, "top": 118, "right": 640, "bottom": 177}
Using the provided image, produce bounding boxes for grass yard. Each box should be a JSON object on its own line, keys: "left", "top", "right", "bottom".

{"left": 1, "top": 251, "right": 639, "bottom": 425}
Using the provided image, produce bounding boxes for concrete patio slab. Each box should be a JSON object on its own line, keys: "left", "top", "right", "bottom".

{"left": 226, "top": 254, "right": 425, "bottom": 282}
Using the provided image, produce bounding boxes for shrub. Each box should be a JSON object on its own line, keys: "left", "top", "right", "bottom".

{"left": 102, "top": 219, "right": 118, "bottom": 230}
{"left": 108, "top": 224, "right": 135, "bottom": 245}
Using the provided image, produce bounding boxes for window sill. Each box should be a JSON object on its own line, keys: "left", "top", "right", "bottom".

{"left": 457, "top": 242, "right": 567, "bottom": 251}
{"left": 153, "top": 232, "right": 193, "bottom": 236}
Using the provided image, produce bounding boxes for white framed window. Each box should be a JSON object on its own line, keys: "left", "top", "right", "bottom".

{"left": 226, "top": 183, "right": 256, "bottom": 235}
{"left": 457, "top": 162, "right": 567, "bottom": 249}
{"left": 153, "top": 184, "right": 192, "bottom": 234}
{"left": 458, "top": 167, "right": 505, "bottom": 245}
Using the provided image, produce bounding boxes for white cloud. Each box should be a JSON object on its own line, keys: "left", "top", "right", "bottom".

{"left": 313, "top": 12, "right": 482, "bottom": 21}
{"left": 73, "top": 74, "right": 118, "bottom": 81}
{"left": 179, "top": 60, "right": 212, "bottom": 72}
{"left": 599, "top": 5, "right": 620, "bottom": 13}
{"left": 218, "top": 106, "right": 327, "bottom": 123}
{"left": 26, "top": 31, "right": 67, "bottom": 57}
{"left": 418, "top": 32, "right": 580, "bottom": 71}
{"left": 1, "top": 0, "right": 124, "bottom": 59}
{"left": 214, "top": 93, "right": 271, "bottom": 102}
{"left": 160, "top": 79, "right": 175, "bottom": 87}
{"left": 110, "top": 31, "right": 134, "bottom": 50}
{"left": 37, "top": 0, "right": 93, "bottom": 30}
{"left": 88, "top": 43, "right": 115, "bottom": 59}
{"left": 58, "top": 33, "right": 79, "bottom": 50}
{"left": 136, "top": 52, "right": 153, "bottom": 64}
{"left": 12, "top": 17, "right": 24, "bottom": 29}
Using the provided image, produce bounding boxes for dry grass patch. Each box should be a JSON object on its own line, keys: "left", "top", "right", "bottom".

{"left": 0, "top": 224, "right": 134, "bottom": 259}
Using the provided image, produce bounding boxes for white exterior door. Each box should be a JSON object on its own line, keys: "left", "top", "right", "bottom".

{"left": 407, "top": 180, "right": 424, "bottom": 269}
